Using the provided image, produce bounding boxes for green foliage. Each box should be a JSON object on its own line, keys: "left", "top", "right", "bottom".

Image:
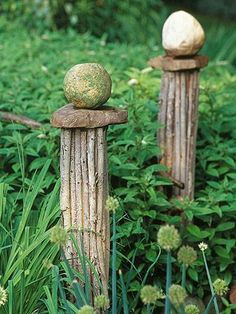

{"left": 0, "top": 170, "right": 60, "bottom": 313}
{"left": 0, "top": 0, "right": 166, "bottom": 44}
{"left": 0, "top": 15, "right": 236, "bottom": 313}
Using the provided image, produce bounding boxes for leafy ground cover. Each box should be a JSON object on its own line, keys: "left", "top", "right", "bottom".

{"left": 0, "top": 15, "right": 236, "bottom": 313}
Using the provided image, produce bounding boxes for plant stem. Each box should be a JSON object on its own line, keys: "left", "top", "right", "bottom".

{"left": 147, "top": 304, "right": 151, "bottom": 314}
{"left": 181, "top": 264, "right": 186, "bottom": 289}
{"left": 119, "top": 270, "right": 128, "bottom": 314}
{"left": 202, "top": 252, "right": 220, "bottom": 314}
{"left": 165, "top": 251, "right": 172, "bottom": 314}
{"left": 204, "top": 294, "right": 216, "bottom": 314}
{"left": 179, "top": 305, "right": 185, "bottom": 314}
{"left": 112, "top": 212, "right": 117, "bottom": 314}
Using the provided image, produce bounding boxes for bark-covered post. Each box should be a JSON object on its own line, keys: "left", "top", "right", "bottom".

{"left": 51, "top": 63, "right": 127, "bottom": 298}
{"left": 149, "top": 11, "right": 208, "bottom": 199}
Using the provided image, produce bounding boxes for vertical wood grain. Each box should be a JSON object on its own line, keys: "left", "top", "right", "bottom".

{"left": 158, "top": 69, "right": 200, "bottom": 199}
{"left": 60, "top": 127, "right": 109, "bottom": 298}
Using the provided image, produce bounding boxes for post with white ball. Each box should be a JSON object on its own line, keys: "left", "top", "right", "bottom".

{"left": 149, "top": 11, "right": 208, "bottom": 199}
{"left": 51, "top": 63, "right": 127, "bottom": 299}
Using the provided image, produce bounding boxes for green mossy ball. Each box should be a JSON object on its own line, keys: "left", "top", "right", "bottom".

{"left": 64, "top": 63, "right": 112, "bottom": 109}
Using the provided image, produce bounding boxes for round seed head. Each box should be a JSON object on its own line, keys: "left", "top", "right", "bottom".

{"left": 184, "top": 304, "right": 200, "bottom": 314}
{"left": 106, "top": 196, "right": 119, "bottom": 213}
{"left": 169, "top": 284, "right": 187, "bottom": 308}
{"left": 94, "top": 294, "right": 109, "bottom": 309}
{"left": 78, "top": 305, "right": 95, "bottom": 314}
{"left": 213, "top": 279, "right": 229, "bottom": 296}
{"left": 64, "top": 63, "right": 112, "bottom": 109}
{"left": 157, "top": 225, "right": 181, "bottom": 251}
{"left": 50, "top": 225, "right": 68, "bottom": 246}
{"left": 140, "top": 285, "right": 165, "bottom": 305}
{"left": 177, "top": 245, "right": 197, "bottom": 266}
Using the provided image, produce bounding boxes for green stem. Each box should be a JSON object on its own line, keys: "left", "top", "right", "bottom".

{"left": 179, "top": 304, "right": 185, "bottom": 314}
{"left": 202, "top": 252, "right": 220, "bottom": 314}
{"left": 112, "top": 212, "right": 117, "bottom": 314}
{"left": 204, "top": 294, "right": 216, "bottom": 314}
{"left": 147, "top": 304, "right": 151, "bottom": 314}
{"left": 165, "top": 251, "right": 172, "bottom": 314}
{"left": 181, "top": 264, "right": 186, "bottom": 289}
{"left": 119, "top": 270, "right": 128, "bottom": 314}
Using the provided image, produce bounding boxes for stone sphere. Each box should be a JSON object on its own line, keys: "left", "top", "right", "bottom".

{"left": 64, "top": 63, "right": 112, "bottom": 109}
{"left": 162, "top": 11, "right": 205, "bottom": 56}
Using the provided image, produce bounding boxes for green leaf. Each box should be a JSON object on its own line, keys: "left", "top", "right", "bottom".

{"left": 214, "top": 246, "right": 230, "bottom": 259}
{"left": 207, "top": 168, "right": 219, "bottom": 177}
{"left": 187, "top": 268, "right": 198, "bottom": 282}
{"left": 216, "top": 222, "right": 235, "bottom": 232}
{"left": 187, "top": 225, "right": 210, "bottom": 239}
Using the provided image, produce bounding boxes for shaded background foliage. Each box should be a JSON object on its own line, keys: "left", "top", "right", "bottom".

{"left": 0, "top": 0, "right": 236, "bottom": 313}
{"left": 0, "top": 0, "right": 166, "bottom": 43}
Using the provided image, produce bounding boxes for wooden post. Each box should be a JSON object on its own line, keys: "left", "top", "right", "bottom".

{"left": 51, "top": 105, "right": 127, "bottom": 297}
{"left": 149, "top": 12, "right": 208, "bottom": 199}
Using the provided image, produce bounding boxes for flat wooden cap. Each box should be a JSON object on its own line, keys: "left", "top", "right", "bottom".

{"left": 148, "top": 55, "right": 208, "bottom": 71}
{"left": 51, "top": 104, "right": 128, "bottom": 128}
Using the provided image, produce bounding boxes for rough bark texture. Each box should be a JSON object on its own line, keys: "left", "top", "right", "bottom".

{"left": 60, "top": 127, "right": 109, "bottom": 297}
{"left": 51, "top": 104, "right": 128, "bottom": 128}
{"left": 0, "top": 111, "right": 42, "bottom": 129}
{"left": 149, "top": 55, "right": 208, "bottom": 71}
{"left": 158, "top": 69, "right": 200, "bottom": 199}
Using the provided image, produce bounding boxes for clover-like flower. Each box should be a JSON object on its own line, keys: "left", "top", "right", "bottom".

{"left": 168, "top": 284, "right": 187, "bottom": 308}
{"left": 177, "top": 245, "right": 197, "bottom": 266}
{"left": 198, "top": 242, "right": 208, "bottom": 252}
{"left": 94, "top": 294, "right": 109, "bottom": 309}
{"left": 106, "top": 196, "right": 119, "bottom": 213}
{"left": 184, "top": 304, "right": 200, "bottom": 314}
{"left": 157, "top": 225, "right": 181, "bottom": 251}
{"left": 50, "top": 225, "right": 68, "bottom": 246}
{"left": 213, "top": 279, "right": 229, "bottom": 296}
{"left": 78, "top": 305, "right": 95, "bottom": 314}
{"left": 0, "top": 286, "right": 7, "bottom": 307}
{"left": 140, "top": 285, "right": 165, "bottom": 305}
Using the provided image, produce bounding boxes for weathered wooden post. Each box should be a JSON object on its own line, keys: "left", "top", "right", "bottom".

{"left": 51, "top": 63, "right": 127, "bottom": 298}
{"left": 149, "top": 11, "right": 208, "bottom": 199}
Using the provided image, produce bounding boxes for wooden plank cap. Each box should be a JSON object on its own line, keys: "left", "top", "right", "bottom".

{"left": 51, "top": 104, "right": 128, "bottom": 128}
{"left": 148, "top": 55, "right": 208, "bottom": 71}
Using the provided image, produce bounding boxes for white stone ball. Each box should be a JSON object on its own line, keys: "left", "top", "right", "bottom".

{"left": 162, "top": 10, "right": 205, "bottom": 56}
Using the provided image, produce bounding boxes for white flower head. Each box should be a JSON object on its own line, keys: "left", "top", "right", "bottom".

{"left": 198, "top": 242, "right": 208, "bottom": 252}
{"left": 37, "top": 133, "right": 47, "bottom": 139}
{"left": 128, "top": 78, "right": 138, "bottom": 86}
{"left": 41, "top": 65, "right": 48, "bottom": 73}
{"left": 141, "top": 67, "right": 153, "bottom": 74}
{"left": 0, "top": 286, "right": 7, "bottom": 307}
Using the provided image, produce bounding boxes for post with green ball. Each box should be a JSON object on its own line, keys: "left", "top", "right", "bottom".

{"left": 51, "top": 63, "right": 128, "bottom": 299}
{"left": 149, "top": 11, "right": 208, "bottom": 199}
